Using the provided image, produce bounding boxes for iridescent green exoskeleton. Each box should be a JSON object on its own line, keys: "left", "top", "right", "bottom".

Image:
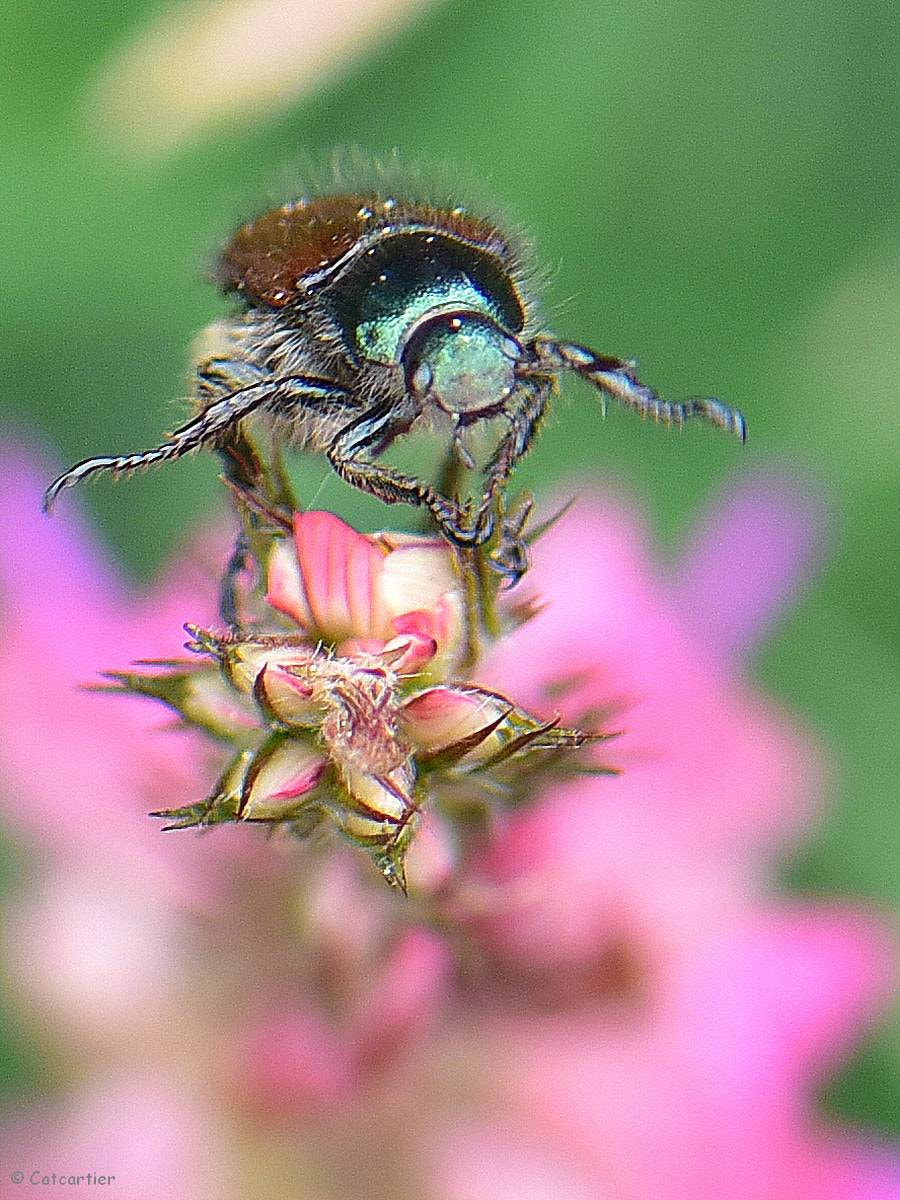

{"left": 43, "top": 190, "right": 746, "bottom": 593}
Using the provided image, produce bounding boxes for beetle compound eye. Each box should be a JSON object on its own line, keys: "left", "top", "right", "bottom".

{"left": 411, "top": 360, "right": 434, "bottom": 395}
{"left": 403, "top": 312, "right": 519, "bottom": 417}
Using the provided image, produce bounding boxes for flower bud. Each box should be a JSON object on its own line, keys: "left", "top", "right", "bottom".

{"left": 239, "top": 737, "right": 327, "bottom": 822}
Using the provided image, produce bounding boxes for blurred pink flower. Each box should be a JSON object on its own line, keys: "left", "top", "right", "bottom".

{"left": 0, "top": 1075, "right": 226, "bottom": 1200}
{"left": 0, "top": 447, "right": 259, "bottom": 908}
{"left": 671, "top": 467, "right": 828, "bottom": 661}
{"left": 0, "top": 444, "right": 894, "bottom": 1199}
{"left": 478, "top": 478, "right": 825, "bottom": 867}
{"left": 425, "top": 901, "right": 895, "bottom": 1200}
{"left": 436, "top": 478, "right": 829, "bottom": 971}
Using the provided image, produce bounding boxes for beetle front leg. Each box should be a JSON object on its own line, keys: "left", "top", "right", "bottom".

{"left": 328, "top": 406, "right": 490, "bottom": 547}
{"left": 464, "top": 379, "right": 550, "bottom": 583}
{"left": 489, "top": 492, "right": 534, "bottom": 587}
{"left": 480, "top": 379, "right": 549, "bottom": 507}
{"left": 43, "top": 372, "right": 351, "bottom": 512}
{"left": 528, "top": 336, "right": 747, "bottom": 441}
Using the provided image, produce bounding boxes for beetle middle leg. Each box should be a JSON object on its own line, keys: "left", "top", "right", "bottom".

{"left": 194, "top": 361, "right": 353, "bottom": 626}
{"left": 195, "top": 360, "right": 278, "bottom": 626}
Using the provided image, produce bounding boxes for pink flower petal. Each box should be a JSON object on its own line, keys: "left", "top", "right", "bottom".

{"left": 672, "top": 469, "right": 828, "bottom": 661}
{"left": 0, "top": 1074, "right": 225, "bottom": 1200}
{"left": 404, "top": 810, "right": 458, "bottom": 894}
{"left": 459, "top": 774, "right": 739, "bottom": 971}
{"left": 380, "top": 630, "right": 438, "bottom": 674}
{"left": 265, "top": 537, "right": 311, "bottom": 627}
{"left": 0, "top": 447, "right": 237, "bottom": 906}
{"left": 483, "top": 492, "right": 821, "bottom": 855}
{"left": 0, "top": 446, "right": 131, "bottom": 659}
{"left": 241, "top": 739, "right": 326, "bottom": 819}
{"left": 230, "top": 1008, "right": 356, "bottom": 1116}
{"left": 456, "top": 906, "right": 896, "bottom": 1200}
{"left": 800, "top": 1138, "right": 900, "bottom": 1200}
{"left": 349, "top": 928, "right": 451, "bottom": 1068}
{"left": 255, "top": 661, "right": 317, "bottom": 725}
{"left": 666, "top": 906, "right": 896, "bottom": 1089}
{"left": 292, "top": 511, "right": 387, "bottom": 642}
{"left": 429, "top": 1122, "right": 599, "bottom": 1200}
{"left": 401, "top": 686, "right": 508, "bottom": 753}
{"left": 391, "top": 608, "right": 439, "bottom": 640}
{"left": 339, "top": 635, "right": 389, "bottom": 658}
{"left": 376, "top": 541, "right": 458, "bottom": 625}
{"left": 3, "top": 870, "right": 183, "bottom": 1043}
{"left": 393, "top": 596, "right": 463, "bottom": 675}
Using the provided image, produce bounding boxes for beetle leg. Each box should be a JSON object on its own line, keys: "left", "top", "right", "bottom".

{"left": 527, "top": 336, "right": 747, "bottom": 441}
{"left": 198, "top": 364, "right": 356, "bottom": 627}
{"left": 488, "top": 492, "right": 535, "bottom": 588}
{"left": 195, "top": 356, "right": 271, "bottom": 402}
{"left": 462, "top": 379, "right": 550, "bottom": 581}
{"left": 195, "top": 359, "right": 276, "bottom": 493}
{"left": 192, "top": 363, "right": 272, "bottom": 628}
{"left": 481, "top": 378, "right": 549, "bottom": 505}
{"left": 328, "top": 404, "right": 487, "bottom": 546}
{"left": 42, "top": 374, "right": 350, "bottom": 512}
{"left": 216, "top": 527, "right": 251, "bottom": 628}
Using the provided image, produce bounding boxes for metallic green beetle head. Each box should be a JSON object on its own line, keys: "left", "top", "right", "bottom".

{"left": 403, "top": 310, "right": 521, "bottom": 416}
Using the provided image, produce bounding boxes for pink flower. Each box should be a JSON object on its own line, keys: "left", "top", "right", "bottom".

{"left": 0, "top": 445, "right": 456, "bottom": 1191}
{"left": 423, "top": 476, "right": 897, "bottom": 1200}
{"left": 0, "top": 443, "right": 894, "bottom": 1199}
{"left": 0, "top": 447, "right": 251, "bottom": 908}
{"left": 267, "top": 509, "right": 464, "bottom": 675}
{"left": 136, "top": 508, "right": 594, "bottom": 889}
{"left": 234, "top": 925, "right": 451, "bottom": 1117}
{"left": 478, "top": 478, "right": 825, "bottom": 866}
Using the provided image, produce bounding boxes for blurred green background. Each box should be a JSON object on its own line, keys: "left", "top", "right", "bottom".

{"left": 1, "top": 0, "right": 896, "bottom": 1133}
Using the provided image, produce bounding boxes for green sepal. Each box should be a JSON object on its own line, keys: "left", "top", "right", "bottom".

{"left": 151, "top": 748, "right": 252, "bottom": 829}
{"left": 370, "top": 818, "right": 418, "bottom": 894}
{"left": 523, "top": 495, "right": 577, "bottom": 547}
{"left": 96, "top": 664, "right": 245, "bottom": 744}
{"left": 95, "top": 664, "right": 197, "bottom": 706}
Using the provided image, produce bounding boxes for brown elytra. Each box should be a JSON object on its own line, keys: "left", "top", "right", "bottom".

{"left": 216, "top": 194, "right": 515, "bottom": 309}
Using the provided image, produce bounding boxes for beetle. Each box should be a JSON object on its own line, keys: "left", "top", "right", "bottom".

{"left": 43, "top": 188, "right": 745, "bottom": 581}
